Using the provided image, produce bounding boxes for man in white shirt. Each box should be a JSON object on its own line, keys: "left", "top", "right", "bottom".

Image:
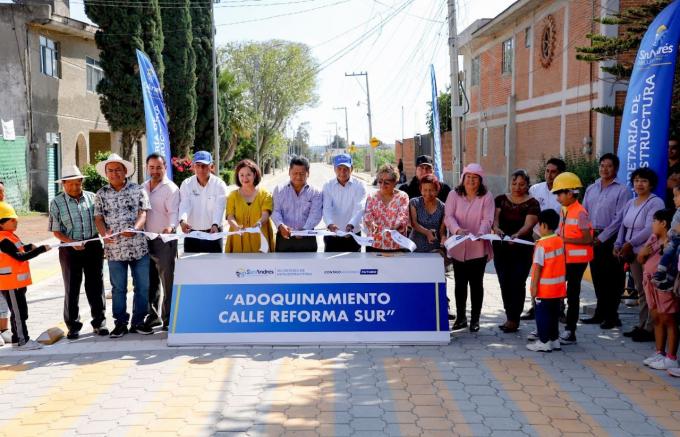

{"left": 523, "top": 157, "right": 566, "bottom": 321}
{"left": 143, "top": 153, "right": 180, "bottom": 330}
{"left": 322, "top": 153, "right": 366, "bottom": 252}
{"left": 178, "top": 151, "right": 229, "bottom": 253}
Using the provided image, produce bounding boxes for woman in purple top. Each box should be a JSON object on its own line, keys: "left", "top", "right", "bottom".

{"left": 444, "top": 163, "right": 495, "bottom": 333}
{"left": 492, "top": 169, "right": 540, "bottom": 333}
{"left": 614, "top": 167, "right": 665, "bottom": 342}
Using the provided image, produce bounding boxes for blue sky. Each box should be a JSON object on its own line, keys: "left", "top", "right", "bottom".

{"left": 24, "top": 0, "right": 516, "bottom": 146}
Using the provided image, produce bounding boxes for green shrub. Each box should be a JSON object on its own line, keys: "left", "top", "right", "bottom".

{"left": 82, "top": 151, "right": 111, "bottom": 193}
{"left": 534, "top": 152, "right": 600, "bottom": 200}
{"left": 220, "top": 169, "right": 235, "bottom": 185}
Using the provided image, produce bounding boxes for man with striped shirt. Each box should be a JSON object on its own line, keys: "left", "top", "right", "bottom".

{"left": 49, "top": 165, "right": 108, "bottom": 339}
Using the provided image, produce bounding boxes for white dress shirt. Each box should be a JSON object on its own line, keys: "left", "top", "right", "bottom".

{"left": 322, "top": 176, "right": 366, "bottom": 230}
{"left": 529, "top": 181, "right": 561, "bottom": 213}
{"left": 143, "top": 177, "right": 180, "bottom": 233}
{"left": 178, "top": 174, "right": 230, "bottom": 230}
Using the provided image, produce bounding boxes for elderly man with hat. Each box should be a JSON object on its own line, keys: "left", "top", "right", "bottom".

{"left": 398, "top": 155, "right": 451, "bottom": 202}
{"left": 49, "top": 165, "right": 108, "bottom": 339}
{"left": 322, "top": 153, "right": 366, "bottom": 252}
{"left": 178, "top": 150, "right": 229, "bottom": 253}
{"left": 94, "top": 153, "right": 153, "bottom": 338}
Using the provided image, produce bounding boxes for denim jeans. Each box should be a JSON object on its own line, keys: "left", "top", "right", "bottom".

{"left": 108, "top": 255, "right": 150, "bottom": 326}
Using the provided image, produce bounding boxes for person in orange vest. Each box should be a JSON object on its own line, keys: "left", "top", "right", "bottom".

{"left": 0, "top": 201, "right": 51, "bottom": 350}
{"left": 527, "top": 209, "right": 566, "bottom": 352}
{"left": 551, "top": 172, "right": 594, "bottom": 345}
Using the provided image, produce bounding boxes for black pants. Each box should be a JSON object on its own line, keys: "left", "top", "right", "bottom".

{"left": 452, "top": 256, "right": 487, "bottom": 324}
{"left": 493, "top": 242, "right": 533, "bottom": 323}
{"left": 275, "top": 233, "right": 317, "bottom": 252}
{"left": 1, "top": 288, "right": 28, "bottom": 345}
{"left": 565, "top": 262, "right": 588, "bottom": 332}
{"left": 184, "top": 235, "right": 222, "bottom": 253}
{"left": 536, "top": 297, "right": 561, "bottom": 343}
{"left": 148, "top": 239, "right": 177, "bottom": 327}
{"left": 59, "top": 242, "right": 106, "bottom": 332}
{"left": 589, "top": 237, "right": 624, "bottom": 322}
{"left": 324, "top": 235, "right": 361, "bottom": 252}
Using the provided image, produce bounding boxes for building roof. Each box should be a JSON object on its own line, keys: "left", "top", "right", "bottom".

{"left": 30, "top": 13, "right": 98, "bottom": 40}
{"left": 458, "top": 0, "right": 545, "bottom": 47}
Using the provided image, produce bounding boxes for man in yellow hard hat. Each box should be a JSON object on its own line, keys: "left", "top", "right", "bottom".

{"left": 551, "top": 172, "right": 594, "bottom": 346}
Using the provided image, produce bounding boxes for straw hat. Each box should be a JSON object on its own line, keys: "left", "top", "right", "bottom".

{"left": 95, "top": 153, "right": 135, "bottom": 179}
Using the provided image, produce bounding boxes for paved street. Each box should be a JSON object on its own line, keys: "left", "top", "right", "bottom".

{"left": 1, "top": 164, "right": 679, "bottom": 436}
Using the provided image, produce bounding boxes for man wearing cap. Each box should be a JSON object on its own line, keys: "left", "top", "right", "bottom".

{"left": 322, "top": 153, "right": 366, "bottom": 252}
{"left": 49, "top": 165, "right": 108, "bottom": 339}
{"left": 272, "top": 156, "right": 323, "bottom": 252}
{"left": 143, "top": 153, "right": 180, "bottom": 331}
{"left": 178, "top": 151, "right": 229, "bottom": 253}
{"left": 398, "top": 155, "right": 451, "bottom": 202}
{"left": 94, "top": 153, "right": 153, "bottom": 338}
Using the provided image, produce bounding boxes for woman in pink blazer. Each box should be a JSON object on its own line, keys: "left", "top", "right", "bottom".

{"left": 444, "top": 163, "right": 495, "bottom": 333}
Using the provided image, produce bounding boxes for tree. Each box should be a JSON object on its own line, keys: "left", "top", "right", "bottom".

{"left": 289, "top": 124, "right": 310, "bottom": 157}
{"left": 85, "top": 0, "right": 165, "bottom": 160}
{"left": 218, "top": 70, "right": 252, "bottom": 162}
{"left": 328, "top": 134, "right": 347, "bottom": 149}
{"left": 191, "top": 0, "right": 216, "bottom": 153}
{"left": 576, "top": 0, "right": 679, "bottom": 136}
{"left": 221, "top": 40, "right": 319, "bottom": 166}
{"left": 161, "top": 0, "right": 197, "bottom": 158}
{"left": 426, "top": 86, "right": 452, "bottom": 135}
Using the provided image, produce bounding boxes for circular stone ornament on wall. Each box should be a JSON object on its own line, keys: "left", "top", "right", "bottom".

{"left": 540, "top": 15, "right": 557, "bottom": 68}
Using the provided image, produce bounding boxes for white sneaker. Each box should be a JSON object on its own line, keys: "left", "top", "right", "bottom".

{"left": 526, "top": 340, "right": 552, "bottom": 352}
{"left": 559, "top": 330, "right": 577, "bottom": 345}
{"left": 668, "top": 367, "right": 680, "bottom": 377}
{"left": 649, "top": 357, "right": 679, "bottom": 370}
{"left": 551, "top": 340, "right": 561, "bottom": 351}
{"left": 0, "top": 329, "right": 11, "bottom": 343}
{"left": 527, "top": 330, "right": 538, "bottom": 341}
{"left": 15, "top": 339, "right": 43, "bottom": 351}
{"left": 643, "top": 352, "right": 665, "bottom": 366}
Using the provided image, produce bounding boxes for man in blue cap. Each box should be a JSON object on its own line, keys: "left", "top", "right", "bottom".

{"left": 322, "top": 153, "right": 366, "bottom": 252}
{"left": 178, "top": 151, "right": 229, "bottom": 253}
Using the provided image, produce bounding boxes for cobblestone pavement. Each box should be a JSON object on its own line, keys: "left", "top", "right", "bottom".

{"left": 2, "top": 166, "right": 680, "bottom": 436}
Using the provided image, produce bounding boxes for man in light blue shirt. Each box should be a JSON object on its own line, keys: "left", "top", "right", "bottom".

{"left": 272, "top": 156, "right": 322, "bottom": 252}
{"left": 322, "top": 154, "right": 366, "bottom": 252}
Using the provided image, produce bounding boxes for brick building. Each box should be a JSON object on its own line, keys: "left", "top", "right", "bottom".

{"left": 452, "top": 0, "right": 640, "bottom": 194}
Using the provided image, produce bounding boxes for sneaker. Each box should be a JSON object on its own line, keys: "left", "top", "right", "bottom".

{"left": 559, "top": 330, "right": 577, "bottom": 345}
{"left": 643, "top": 352, "right": 665, "bottom": 366}
{"left": 451, "top": 320, "right": 468, "bottom": 331}
{"left": 130, "top": 323, "right": 154, "bottom": 335}
{"left": 668, "top": 367, "right": 680, "bottom": 377}
{"left": 0, "top": 334, "right": 4, "bottom": 346}
{"left": 109, "top": 324, "right": 128, "bottom": 338}
{"left": 16, "top": 339, "right": 43, "bottom": 351}
{"left": 66, "top": 330, "right": 80, "bottom": 340}
{"left": 527, "top": 330, "right": 538, "bottom": 341}
{"left": 94, "top": 327, "right": 109, "bottom": 336}
{"left": 551, "top": 340, "right": 561, "bottom": 351}
{"left": 144, "top": 317, "right": 162, "bottom": 328}
{"left": 648, "top": 357, "right": 679, "bottom": 370}
{"left": 526, "top": 340, "right": 552, "bottom": 352}
{"left": 0, "top": 329, "right": 11, "bottom": 343}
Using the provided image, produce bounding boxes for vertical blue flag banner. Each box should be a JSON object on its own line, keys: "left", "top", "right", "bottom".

{"left": 616, "top": 0, "right": 680, "bottom": 197}
{"left": 430, "top": 64, "right": 444, "bottom": 180}
{"left": 136, "top": 49, "right": 172, "bottom": 180}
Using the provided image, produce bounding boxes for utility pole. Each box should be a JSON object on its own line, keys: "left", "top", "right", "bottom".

{"left": 345, "top": 71, "right": 375, "bottom": 175}
{"left": 333, "top": 106, "right": 349, "bottom": 147}
{"left": 447, "top": 0, "right": 462, "bottom": 186}
{"left": 211, "top": 0, "right": 220, "bottom": 173}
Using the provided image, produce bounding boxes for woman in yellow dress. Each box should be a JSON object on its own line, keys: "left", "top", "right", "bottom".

{"left": 225, "top": 159, "right": 275, "bottom": 253}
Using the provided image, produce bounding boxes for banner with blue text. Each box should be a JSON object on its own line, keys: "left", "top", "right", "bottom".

{"left": 136, "top": 49, "right": 172, "bottom": 179}
{"left": 616, "top": 0, "right": 680, "bottom": 196}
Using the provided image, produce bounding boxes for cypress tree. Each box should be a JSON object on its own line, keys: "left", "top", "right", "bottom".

{"left": 85, "top": 1, "right": 165, "bottom": 160}
{"left": 191, "top": 0, "right": 216, "bottom": 153}
{"left": 161, "top": 0, "right": 197, "bottom": 158}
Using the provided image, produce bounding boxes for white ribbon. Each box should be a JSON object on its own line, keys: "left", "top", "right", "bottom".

{"left": 443, "top": 233, "right": 535, "bottom": 250}
{"left": 52, "top": 227, "right": 270, "bottom": 253}
{"left": 382, "top": 230, "right": 417, "bottom": 252}
{"left": 290, "top": 229, "right": 376, "bottom": 247}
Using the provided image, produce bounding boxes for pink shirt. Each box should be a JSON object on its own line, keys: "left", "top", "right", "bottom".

{"left": 364, "top": 190, "right": 410, "bottom": 250}
{"left": 444, "top": 191, "right": 495, "bottom": 261}
{"left": 143, "top": 177, "right": 180, "bottom": 233}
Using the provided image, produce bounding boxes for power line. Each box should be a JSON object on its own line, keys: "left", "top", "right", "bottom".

{"left": 72, "top": 0, "right": 323, "bottom": 8}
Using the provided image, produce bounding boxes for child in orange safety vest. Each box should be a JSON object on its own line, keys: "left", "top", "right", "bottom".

{"left": 551, "top": 172, "right": 594, "bottom": 346}
{"left": 0, "top": 201, "right": 51, "bottom": 350}
{"left": 527, "top": 209, "right": 567, "bottom": 352}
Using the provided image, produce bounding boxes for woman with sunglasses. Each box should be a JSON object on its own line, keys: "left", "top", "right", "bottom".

{"left": 364, "top": 164, "right": 410, "bottom": 252}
